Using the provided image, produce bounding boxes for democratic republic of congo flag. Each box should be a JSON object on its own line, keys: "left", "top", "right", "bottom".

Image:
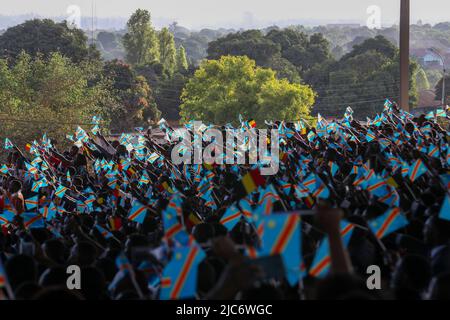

{"left": 0, "top": 164, "right": 9, "bottom": 175}
{"left": 409, "top": 159, "right": 428, "bottom": 182}
{"left": 309, "top": 221, "right": 355, "bottom": 278}
{"left": 0, "top": 210, "right": 15, "bottom": 227}
{"left": 377, "top": 187, "right": 400, "bottom": 208}
{"left": 366, "top": 130, "right": 377, "bottom": 142}
{"left": 278, "top": 181, "right": 292, "bottom": 195}
{"left": 293, "top": 184, "right": 309, "bottom": 200}
{"left": 436, "top": 109, "right": 447, "bottom": 118}
{"left": 30, "top": 179, "right": 44, "bottom": 193}
{"left": 302, "top": 173, "right": 317, "bottom": 193}
{"left": 239, "top": 197, "right": 253, "bottom": 220}
{"left": 197, "top": 177, "right": 214, "bottom": 200}
{"left": 369, "top": 207, "right": 409, "bottom": 239}
{"left": 39, "top": 203, "right": 57, "bottom": 221}
{"left": 220, "top": 204, "right": 242, "bottom": 230}
{"left": 139, "top": 171, "right": 151, "bottom": 185}
{"left": 311, "top": 176, "right": 330, "bottom": 199}
{"left": 54, "top": 185, "right": 68, "bottom": 198}
{"left": 428, "top": 144, "right": 440, "bottom": 158}
{"left": 439, "top": 194, "right": 450, "bottom": 221}
{"left": 253, "top": 197, "right": 274, "bottom": 218}
{"left": 116, "top": 253, "right": 133, "bottom": 273}
{"left": 95, "top": 224, "right": 114, "bottom": 239}
{"left": 24, "top": 195, "right": 39, "bottom": 210}
{"left": 127, "top": 201, "right": 148, "bottom": 224}
{"left": 257, "top": 184, "right": 281, "bottom": 205}
{"left": 166, "top": 195, "right": 183, "bottom": 217}
{"left": 4, "top": 138, "right": 14, "bottom": 150}
{"left": 22, "top": 212, "right": 45, "bottom": 229}
{"left": 25, "top": 162, "right": 38, "bottom": 175}
{"left": 366, "top": 175, "right": 389, "bottom": 198}
{"left": 257, "top": 213, "right": 302, "bottom": 286}
{"left": 162, "top": 203, "right": 192, "bottom": 246}
{"left": 328, "top": 161, "right": 339, "bottom": 177}
{"left": 303, "top": 173, "right": 330, "bottom": 199}
{"left": 160, "top": 245, "right": 206, "bottom": 300}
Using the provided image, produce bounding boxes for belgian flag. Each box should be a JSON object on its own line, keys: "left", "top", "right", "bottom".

{"left": 280, "top": 152, "right": 289, "bottom": 163}
{"left": 303, "top": 195, "right": 315, "bottom": 209}
{"left": 157, "top": 181, "right": 174, "bottom": 194}
{"left": 236, "top": 169, "right": 265, "bottom": 198}
{"left": 248, "top": 119, "right": 257, "bottom": 128}
{"left": 108, "top": 216, "right": 122, "bottom": 231}
{"left": 184, "top": 211, "right": 203, "bottom": 231}
{"left": 126, "top": 166, "right": 136, "bottom": 177}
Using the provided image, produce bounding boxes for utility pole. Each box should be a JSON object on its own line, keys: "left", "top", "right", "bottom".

{"left": 429, "top": 48, "right": 446, "bottom": 106}
{"left": 399, "top": 0, "right": 410, "bottom": 112}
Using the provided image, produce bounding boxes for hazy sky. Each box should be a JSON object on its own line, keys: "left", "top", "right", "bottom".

{"left": 1, "top": 0, "right": 449, "bottom": 29}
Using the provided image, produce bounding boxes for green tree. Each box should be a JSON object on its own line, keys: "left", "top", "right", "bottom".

{"left": 0, "top": 19, "right": 97, "bottom": 63}
{"left": 207, "top": 30, "right": 280, "bottom": 66}
{"left": 122, "top": 9, "right": 160, "bottom": 65}
{"left": 0, "top": 52, "right": 112, "bottom": 148}
{"left": 155, "top": 72, "right": 189, "bottom": 121}
{"left": 415, "top": 67, "right": 430, "bottom": 91}
{"left": 176, "top": 45, "right": 189, "bottom": 72}
{"left": 342, "top": 35, "right": 397, "bottom": 60}
{"left": 313, "top": 36, "right": 418, "bottom": 118}
{"left": 179, "top": 55, "right": 315, "bottom": 124}
{"left": 103, "top": 60, "right": 161, "bottom": 132}
{"left": 206, "top": 29, "right": 334, "bottom": 83}
{"left": 97, "top": 31, "right": 119, "bottom": 51}
{"left": 158, "top": 27, "right": 177, "bottom": 75}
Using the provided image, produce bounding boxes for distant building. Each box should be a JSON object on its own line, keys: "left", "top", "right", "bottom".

{"left": 411, "top": 48, "right": 446, "bottom": 68}
{"left": 423, "top": 52, "right": 443, "bottom": 66}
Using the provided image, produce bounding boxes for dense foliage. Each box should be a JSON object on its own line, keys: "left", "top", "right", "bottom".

{"left": 0, "top": 19, "right": 99, "bottom": 63}
{"left": 0, "top": 52, "right": 112, "bottom": 148}
{"left": 179, "top": 55, "right": 315, "bottom": 124}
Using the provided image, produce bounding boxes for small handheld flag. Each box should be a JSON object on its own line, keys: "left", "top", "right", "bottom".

{"left": 24, "top": 196, "right": 39, "bottom": 210}
{"left": 22, "top": 212, "right": 45, "bottom": 229}
{"left": 40, "top": 204, "right": 57, "bottom": 221}
{"left": 256, "top": 214, "right": 302, "bottom": 286}
{"left": 54, "top": 185, "right": 68, "bottom": 199}
{"left": 160, "top": 245, "right": 206, "bottom": 300}
{"left": 409, "top": 159, "right": 428, "bottom": 182}
{"left": 128, "top": 201, "right": 148, "bottom": 224}
{"left": 369, "top": 207, "right": 409, "bottom": 239}
{"left": 309, "top": 221, "right": 355, "bottom": 278}
{"left": 220, "top": 205, "right": 242, "bottom": 230}
{"left": 237, "top": 169, "right": 265, "bottom": 197}
{"left": 95, "top": 224, "right": 114, "bottom": 239}
{"left": 4, "top": 138, "right": 14, "bottom": 150}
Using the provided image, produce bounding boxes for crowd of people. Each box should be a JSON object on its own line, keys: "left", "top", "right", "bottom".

{"left": 0, "top": 100, "right": 450, "bottom": 300}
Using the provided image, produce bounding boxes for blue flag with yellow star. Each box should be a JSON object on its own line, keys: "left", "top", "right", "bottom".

{"left": 160, "top": 245, "right": 206, "bottom": 300}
